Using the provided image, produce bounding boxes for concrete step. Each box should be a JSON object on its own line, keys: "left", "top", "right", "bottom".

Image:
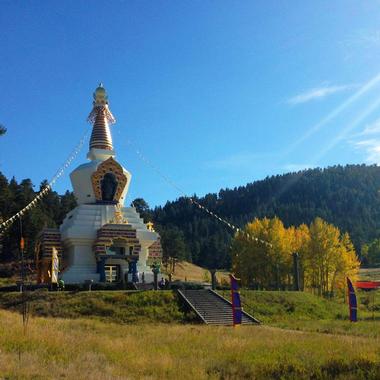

{"left": 178, "top": 289, "right": 260, "bottom": 326}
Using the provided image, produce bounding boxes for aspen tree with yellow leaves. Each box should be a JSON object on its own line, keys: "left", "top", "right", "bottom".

{"left": 231, "top": 217, "right": 294, "bottom": 289}
{"left": 231, "top": 217, "right": 360, "bottom": 296}
{"left": 292, "top": 223, "right": 310, "bottom": 290}
{"left": 306, "top": 218, "right": 359, "bottom": 296}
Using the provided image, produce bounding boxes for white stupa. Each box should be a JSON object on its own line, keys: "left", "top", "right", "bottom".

{"left": 36, "top": 84, "right": 162, "bottom": 285}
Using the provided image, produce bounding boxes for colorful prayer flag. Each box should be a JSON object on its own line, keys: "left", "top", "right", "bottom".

{"left": 230, "top": 274, "right": 242, "bottom": 326}
{"left": 347, "top": 277, "right": 357, "bottom": 322}
{"left": 51, "top": 247, "right": 59, "bottom": 284}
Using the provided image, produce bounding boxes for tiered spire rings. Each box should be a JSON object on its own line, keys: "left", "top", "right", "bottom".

{"left": 88, "top": 83, "right": 116, "bottom": 151}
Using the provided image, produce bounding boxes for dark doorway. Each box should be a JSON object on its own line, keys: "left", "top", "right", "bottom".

{"left": 101, "top": 173, "right": 118, "bottom": 201}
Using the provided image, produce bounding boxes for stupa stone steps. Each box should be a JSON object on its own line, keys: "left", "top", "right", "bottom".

{"left": 178, "top": 289, "right": 260, "bottom": 325}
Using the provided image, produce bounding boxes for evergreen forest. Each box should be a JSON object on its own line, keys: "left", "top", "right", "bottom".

{"left": 2, "top": 164, "right": 380, "bottom": 269}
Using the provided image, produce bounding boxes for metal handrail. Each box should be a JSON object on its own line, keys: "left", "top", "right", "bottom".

{"left": 210, "top": 289, "right": 260, "bottom": 324}
{"left": 179, "top": 289, "right": 260, "bottom": 325}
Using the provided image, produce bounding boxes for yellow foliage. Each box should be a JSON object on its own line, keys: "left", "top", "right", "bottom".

{"left": 231, "top": 217, "right": 360, "bottom": 295}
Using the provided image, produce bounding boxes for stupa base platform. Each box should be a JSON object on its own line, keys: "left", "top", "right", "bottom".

{"left": 61, "top": 266, "right": 100, "bottom": 284}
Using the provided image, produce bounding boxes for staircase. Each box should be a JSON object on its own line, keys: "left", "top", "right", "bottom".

{"left": 178, "top": 289, "right": 260, "bottom": 325}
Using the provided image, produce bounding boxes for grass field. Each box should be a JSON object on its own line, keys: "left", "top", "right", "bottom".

{"left": 0, "top": 290, "right": 188, "bottom": 324}
{"left": 240, "top": 290, "right": 380, "bottom": 339}
{"left": 359, "top": 267, "right": 380, "bottom": 281}
{"left": 0, "top": 290, "right": 379, "bottom": 379}
{"left": 0, "top": 309, "right": 380, "bottom": 379}
{"left": 0, "top": 289, "right": 379, "bottom": 329}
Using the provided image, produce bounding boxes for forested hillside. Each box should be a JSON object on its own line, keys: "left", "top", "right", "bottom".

{"left": 151, "top": 164, "right": 380, "bottom": 269}
{"left": 1, "top": 164, "right": 380, "bottom": 269}
{"left": 0, "top": 174, "right": 76, "bottom": 261}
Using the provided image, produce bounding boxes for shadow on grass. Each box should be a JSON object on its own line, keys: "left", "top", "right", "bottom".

{"left": 207, "top": 358, "right": 380, "bottom": 380}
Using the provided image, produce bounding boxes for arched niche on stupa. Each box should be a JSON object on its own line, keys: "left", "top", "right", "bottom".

{"left": 91, "top": 157, "right": 128, "bottom": 203}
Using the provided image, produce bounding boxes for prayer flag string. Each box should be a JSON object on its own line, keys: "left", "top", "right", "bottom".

{"left": 0, "top": 129, "right": 89, "bottom": 233}
{"left": 126, "top": 139, "right": 272, "bottom": 247}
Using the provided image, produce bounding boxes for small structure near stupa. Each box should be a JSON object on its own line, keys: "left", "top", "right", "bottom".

{"left": 36, "top": 84, "right": 162, "bottom": 284}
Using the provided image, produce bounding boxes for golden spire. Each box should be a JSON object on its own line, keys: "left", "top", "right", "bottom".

{"left": 87, "top": 84, "right": 116, "bottom": 151}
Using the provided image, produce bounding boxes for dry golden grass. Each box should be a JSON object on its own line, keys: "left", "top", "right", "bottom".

{"left": 0, "top": 309, "right": 380, "bottom": 379}
{"left": 168, "top": 261, "right": 229, "bottom": 284}
{"left": 359, "top": 268, "right": 380, "bottom": 281}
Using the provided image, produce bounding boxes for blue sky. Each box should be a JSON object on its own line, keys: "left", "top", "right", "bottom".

{"left": 1, "top": 1, "right": 380, "bottom": 207}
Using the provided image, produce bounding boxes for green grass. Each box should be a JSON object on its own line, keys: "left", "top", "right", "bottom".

{"left": 218, "top": 289, "right": 349, "bottom": 324}
{"left": 1, "top": 289, "right": 380, "bottom": 339}
{"left": 240, "top": 290, "right": 348, "bottom": 322}
{"left": 2, "top": 289, "right": 380, "bottom": 330}
{"left": 0, "top": 277, "right": 16, "bottom": 286}
{"left": 216, "top": 289, "right": 380, "bottom": 338}
{"left": 0, "top": 290, "right": 188, "bottom": 324}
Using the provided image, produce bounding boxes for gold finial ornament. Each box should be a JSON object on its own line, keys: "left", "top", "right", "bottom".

{"left": 147, "top": 221, "right": 155, "bottom": 232}
{"left": 93, "top": 83, "right": 108, "bottom": 106}
{"left": 88, "top": 83, "right": 116, "bottom": 124}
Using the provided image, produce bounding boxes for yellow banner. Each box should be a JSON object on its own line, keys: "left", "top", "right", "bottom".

{"left": 51, "top": 247, "right": 59, "bottom": 284}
